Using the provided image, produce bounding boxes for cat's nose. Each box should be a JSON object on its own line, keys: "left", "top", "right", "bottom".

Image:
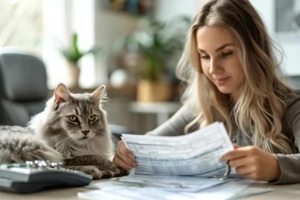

{"left": 81, "top": 130, "right": 90, "bottom": 136}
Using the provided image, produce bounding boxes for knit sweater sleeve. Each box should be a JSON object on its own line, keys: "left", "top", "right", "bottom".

{"left": 272, "top": 91, "right": 300, "bottom": 184}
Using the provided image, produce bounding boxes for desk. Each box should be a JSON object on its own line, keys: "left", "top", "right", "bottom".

{"left": 129, "top": 102, "right": 181, "bottom": 126}
{"left": 0, "top": 181, "right": 300, "bottom": 200}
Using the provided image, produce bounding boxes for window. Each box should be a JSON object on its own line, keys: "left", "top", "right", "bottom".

{"left": 275, "top": 0, "right": 300, "bottom": 41}
{"left": 0, "top": 0, "right": 42, "bottom": 54}
{"left": 0, "top": 0, "right": 98, "bottom": 89}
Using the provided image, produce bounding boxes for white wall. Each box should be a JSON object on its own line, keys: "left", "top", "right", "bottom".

{"left": 155, "top": 0, "right": 205, "bottom": 21}
{"left": 251, "top": 0, "right": 300, "bottom": 75}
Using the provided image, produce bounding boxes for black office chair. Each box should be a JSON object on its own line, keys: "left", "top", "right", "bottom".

{"left": 0, "top": 49, "right": 48, "bottom": 126}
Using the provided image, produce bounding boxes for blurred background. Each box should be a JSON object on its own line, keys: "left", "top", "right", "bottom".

{"left": 0, "top": 0, "right": 299, "bottom": 133}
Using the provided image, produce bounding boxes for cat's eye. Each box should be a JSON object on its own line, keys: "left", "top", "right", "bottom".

{"left": 68, "top": 115, "right": 77, "bottom": 122}
{"left": 89, "top": 115, "right": 97, "bottom": 122}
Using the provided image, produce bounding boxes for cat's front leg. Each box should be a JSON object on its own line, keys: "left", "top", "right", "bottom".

{"left": 64, "top": 165, "right": 104, "bottom": 179}
{"left": 64, "top": 155, "right": 110, "bottom": 166}
{"left": 96, "top": 159, "right": 129, "bottom": 178}
{"left": 64, "top": 155, "right": 129, "bottom": 179}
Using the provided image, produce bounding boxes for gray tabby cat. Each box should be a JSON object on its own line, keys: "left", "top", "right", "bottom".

{"left": 0, "top": 83, "right": 127, "bottom": 179}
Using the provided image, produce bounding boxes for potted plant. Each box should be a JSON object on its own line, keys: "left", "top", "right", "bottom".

{"left": 117, "top": 16, "right": 191, "bottom": 102}
{"left": 59, "top": 32, "right": 99, "bottom": 88}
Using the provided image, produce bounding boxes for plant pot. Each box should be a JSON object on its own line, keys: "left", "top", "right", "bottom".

{"left": 66, "top": 62, "right": 80, "bottom": 89}
{"left": 137, "top": 80, "right": 172, "bottom": 102}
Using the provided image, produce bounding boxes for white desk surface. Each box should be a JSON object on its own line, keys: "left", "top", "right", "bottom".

{"left": 0, "top": 180, "right": 300, "bottom": 200}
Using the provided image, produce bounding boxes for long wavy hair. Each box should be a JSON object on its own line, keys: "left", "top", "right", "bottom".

{"left": 177, "top": 0, "right": 293, "bottom": 153}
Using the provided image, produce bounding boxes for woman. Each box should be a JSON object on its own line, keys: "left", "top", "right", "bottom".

{"left": 113, "top": 0, "right": 300, "bottom": 184}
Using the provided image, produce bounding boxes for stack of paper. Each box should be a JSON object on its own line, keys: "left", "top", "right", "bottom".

{"left": 77, "top": 122, "right": 273, "bottom": 200}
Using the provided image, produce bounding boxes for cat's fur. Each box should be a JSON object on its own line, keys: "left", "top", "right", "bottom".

{"left": 0, "top": 126, "right": 63, "bottom": 164}
{"left": 0, "top": 83, "right": 127, "bottom": 179}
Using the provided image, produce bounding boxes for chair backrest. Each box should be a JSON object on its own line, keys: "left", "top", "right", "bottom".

{"left": 0, "top": 49, "right": 48, "bottom": 126}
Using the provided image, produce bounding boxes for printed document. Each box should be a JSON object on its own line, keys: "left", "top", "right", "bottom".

{"left": 78, "top": 122, "right": 273, "bottom": 200}
{"left": 78, "top": 179, "right": 264, "bottom": 200}
{"left": 121, "top": 122, "right": 234, "bottom": 178}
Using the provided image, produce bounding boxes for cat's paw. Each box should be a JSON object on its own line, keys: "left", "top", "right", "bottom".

{"left": 84, "top": 166, "right": 104, "bottom": 179}
{"left": 66, "top": 165, "right": 104, "bottom": 179}
{"left": 112, "top": 166, "right": 130, "bottom": 177}
{"left": 97, "top": 163, "right": 129, "bottom": 178}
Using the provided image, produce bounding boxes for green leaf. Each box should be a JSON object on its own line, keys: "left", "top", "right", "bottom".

{"left": 60, "top": 32, "right": 101, "bottom": 65}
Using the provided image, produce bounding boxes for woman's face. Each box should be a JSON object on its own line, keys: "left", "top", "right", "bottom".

{"left": 196, "top": 26, "right": 245, "bottom": 101}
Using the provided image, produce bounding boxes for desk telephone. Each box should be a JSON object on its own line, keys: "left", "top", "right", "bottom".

{"left": 0, "top": 160, "right": 92, "bottom": 193}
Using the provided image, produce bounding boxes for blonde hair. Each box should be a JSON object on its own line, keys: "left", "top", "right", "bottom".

{"left": 177, "top": 0, "right": 293, "bottom": 153}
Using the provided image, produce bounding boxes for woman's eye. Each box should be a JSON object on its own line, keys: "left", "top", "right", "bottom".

{"left": 200, "top": 54, "right": 210, "bottom": 60}
{"left": 89, "top": 115, "right": 97, "bottom": 122}
{"left": 68, "top": 115, "right": 77, "bottom": 122}
{"left": 221, "top": 51, "right": 232, "bottom": 57}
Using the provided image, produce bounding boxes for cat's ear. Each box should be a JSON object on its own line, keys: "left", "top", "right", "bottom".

{"left": 90, "top": 85, "right": 106, "bottom": 103}
{"left": 53, "top": 83, "right": 72, "bottom": 110}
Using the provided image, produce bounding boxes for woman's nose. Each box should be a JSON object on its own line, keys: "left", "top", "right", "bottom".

{"left": 209, "top": 59, "right": 221, "bottom": 74}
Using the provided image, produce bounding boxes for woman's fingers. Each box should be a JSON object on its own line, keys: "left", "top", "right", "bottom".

{"left": 221, "top": 148, "right": 247, "bottom": 161}
{"left": 113, "top": 140, "right": 136, "bottom": 170}
{"left": 113, "top": 153, "right": 134, "bottom": 170}
{"left": 232, "top": 144, "right": 240, "bottom": 149}
{"left": 228, "top": 156, "right": 248, "bottom": 168}
{"left": 221, "top": 146, "right": 280, "bottom": 181}
{"left": 234, "top": 163, "right": 253, "bottom": 176}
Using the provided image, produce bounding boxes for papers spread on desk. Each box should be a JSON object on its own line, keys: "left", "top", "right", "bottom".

{"left": 122, "top": 121, "right": 234, "bottom": 178}
{"left": 78, "top": 122, "right": 273, "bottom": 200}
{"left": 114, "top": 175, "right": 226, "bottom": 192}
{"left": 78, "top": 179, "right": 273, "bottom": 200}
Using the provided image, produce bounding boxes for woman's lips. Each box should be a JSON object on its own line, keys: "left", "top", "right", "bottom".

{"left": 214, "top": 77, "right": 230, "bottom": 85}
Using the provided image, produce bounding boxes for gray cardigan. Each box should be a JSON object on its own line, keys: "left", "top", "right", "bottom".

{"left": 147, "top": 90, "right": 300, "bottom": 184}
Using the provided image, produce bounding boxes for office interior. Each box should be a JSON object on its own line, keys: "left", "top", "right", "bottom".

{"left": 0, "top": 0, "right": 299, "bottom": 134}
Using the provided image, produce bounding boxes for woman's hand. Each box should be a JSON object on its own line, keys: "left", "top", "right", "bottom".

{"left": 112, "top": 140, "right": 136, "bottom": 170}
{"left": 221, "top": 145, "right": 281, "bottom": 181}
